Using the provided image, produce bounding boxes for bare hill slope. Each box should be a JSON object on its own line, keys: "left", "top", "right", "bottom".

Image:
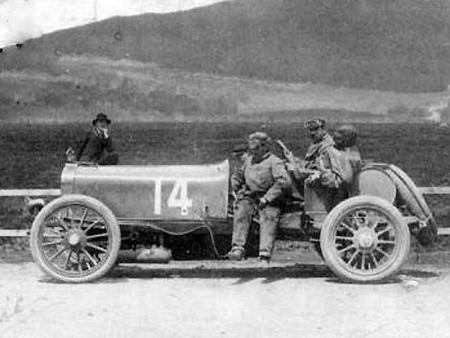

{"left": 1, "top": 56, "right": 448, "bottom": 123}
{"left": 1, "top": 0, "right": 450, "bottom": 93}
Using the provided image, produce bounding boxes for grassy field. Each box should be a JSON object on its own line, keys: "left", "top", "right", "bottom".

{"left": 2, "top": 121, "right": 450, "bottom": 259}
{"left": 1, "top": 122, "right": 450, "bottom": 188}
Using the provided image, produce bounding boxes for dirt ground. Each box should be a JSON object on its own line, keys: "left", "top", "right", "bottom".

{"left": 1, "top": 248, "right": 450, "bottom": 338}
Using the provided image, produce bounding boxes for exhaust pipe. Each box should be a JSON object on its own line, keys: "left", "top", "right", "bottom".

{"left": 118, "top": 245, "right": 172, "bottom": 264}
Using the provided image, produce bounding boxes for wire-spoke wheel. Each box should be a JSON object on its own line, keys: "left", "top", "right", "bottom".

{"left": 30, "top": 195, "right": 120, "bottom": 283}
{"left": 320, "top": 195, "right": 409, "bottom": 283}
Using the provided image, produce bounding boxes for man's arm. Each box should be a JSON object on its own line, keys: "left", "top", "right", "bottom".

{"left": 276, "top": 140, "right": 314, "bottom": 180}
{"left": 75, "top": 132, "right": 90, "bottom": 161}
{"left": 316, "top": 148, "right": 344, "bottom": 189}
{"left": 262, "top": 156, "right": 289, "bottom": 203}
{"left": 105, "top": 136, "right": 114, "bottom": 153}
{"left": 231, "top": 160, "right": 247, "bottom": 193}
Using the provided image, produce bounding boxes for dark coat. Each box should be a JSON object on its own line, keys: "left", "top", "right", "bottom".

{"left": 231, "top": 152, "right": 289, "bottom": 203}
{"left": 76, "top": 128, "right": 115, "bottom": 163}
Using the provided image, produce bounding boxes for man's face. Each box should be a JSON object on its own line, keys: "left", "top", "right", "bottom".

{"left": 96, "top": 120, "right": 109, "bottom": 130}
{"left": 308, "top": 127, "right": 325, "bottom": 143}
{"left": 248, "top": 139, "right": 266, "bottom": 156}
{"left": 233, "top": 151, "right": 247, "bottom": 161}
{"left": 332, "top": 131, "right": 345, "bottom": 149}
{"left": 248, "top": 139, "right": 260, "bottom": 153}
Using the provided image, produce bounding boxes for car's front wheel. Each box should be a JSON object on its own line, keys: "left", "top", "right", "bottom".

{"left": 30, "top": 194, "right": 121, "bottom": 283}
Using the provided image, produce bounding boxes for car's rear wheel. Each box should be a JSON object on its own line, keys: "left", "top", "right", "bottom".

{"left": 320, "top": 195, "right": 410, "bottom": 283}
{"left": 30, "top": 194, "right": 121, "bottom": 283}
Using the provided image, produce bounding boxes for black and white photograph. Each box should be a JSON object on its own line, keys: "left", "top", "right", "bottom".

{"left": 1, "top": 0, "right": 450, "bottom": 337}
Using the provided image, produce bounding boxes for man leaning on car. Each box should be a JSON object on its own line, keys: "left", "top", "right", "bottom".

{"left": 228, "top": 131, "right": 289, "bottom": 264}
{"left": 75, "top": 113, "right": 119, "bottom": 165}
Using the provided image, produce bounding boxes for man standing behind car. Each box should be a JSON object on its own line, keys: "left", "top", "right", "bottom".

{"left": 228, "top": 132, "right": 289, "bottom": 264}
{"left": 76, "top": 113, "right": 119, "bottom": 165}
{"left": 331, "top": 124, "right": 362, "bottom": 198}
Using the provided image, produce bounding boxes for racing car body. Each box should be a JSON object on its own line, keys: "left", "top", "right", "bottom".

{"left": 61, "top": 161, "right": 230, "bottom": 221}
{"left": 29, "top": 159, "right": 438, "bottom": 283}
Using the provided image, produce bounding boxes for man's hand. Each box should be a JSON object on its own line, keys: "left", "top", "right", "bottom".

{"left": 285, "top": 162, "right": 295, "bottom": 172}
{"left": 65, "top": 147, "right": 76, "bottom": 163}
{"left": 305, "top": 171, "right": 321, "bottom": 186}
{"left": 99, "top": 127, "right": 109, "bottom": 139}
{"left": 258, "top": 197, "right": 269, "bottom": 209}
{"left": 320, "top": 171, "right": 340, "bottom": 189}
{"left": 234, "top": 187, "right": 246, "bottom": 200}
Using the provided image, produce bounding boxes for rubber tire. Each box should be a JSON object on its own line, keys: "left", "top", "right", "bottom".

{"left": 385, "top": 164, "right": 437, "bottom": 246}
{"left": 30, "top": 194, "right": 121, "bottom": 283}
{"left": 320, "top": 195, "right": 410, "bottom": 283}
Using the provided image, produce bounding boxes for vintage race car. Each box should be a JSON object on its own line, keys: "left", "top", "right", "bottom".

{"left": 29, "top": 156, "right": 438, "bottom": 283}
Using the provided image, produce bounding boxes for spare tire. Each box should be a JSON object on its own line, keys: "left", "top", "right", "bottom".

{"left": 358, "top": 163, "right": 437, "bottom": 246}
{"left": 358, "top": 167, "right": 397, "bottom": 204}
{"left": 384, "top": 164, "right": 437, "bottom": 246}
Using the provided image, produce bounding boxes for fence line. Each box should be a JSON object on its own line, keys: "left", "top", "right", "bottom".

{"left": 419, "top": 187, "right": 450, "bottom": 195}
{"left": 0, "top": 189, "right": 61, "bottom": 197}
{"left": 0, "top": 188, "right": 450, "bottom": 237}
{"left": 0, "top": 229, "right": 30, "bottom": 237}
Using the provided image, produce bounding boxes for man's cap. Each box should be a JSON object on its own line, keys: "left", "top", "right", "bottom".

{"left": 232, "top": 144, "right": 248, "bottom": 154}
{"left": 334, "top": 124, "right": 358, "bottom": 147}
{"left": 248, "top": 131, "right": 270, "bottom": 143}
{"left": 92, "top": 113, "right": 111, "bottom": 125}
{"left": 335, "top": 124, "right": 357, "bottom": 135}
{"left": 304, "top": 118, "right": 326, "bottom": 131}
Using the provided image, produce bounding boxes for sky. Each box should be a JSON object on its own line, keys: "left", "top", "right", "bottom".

{"left": 0, "top": 0, "right": 229, "bottom": 48}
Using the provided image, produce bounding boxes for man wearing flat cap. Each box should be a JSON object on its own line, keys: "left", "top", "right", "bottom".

{"left": 286, "top": 119, "right": 347, "bottom": 211}
{"left": 303, "top": 118, "right": 335, "bottom": 170}
{"left": 228, "top": 131, "right": 289, "bottom": 264}
{"left": 231, "top": 143, "right": 248, "bottom": 163}
{"left": 75, "top": 113, "right": 119, "bottom": 165}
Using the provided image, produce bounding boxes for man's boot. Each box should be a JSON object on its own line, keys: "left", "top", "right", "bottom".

{"left": 258, "top": 254, "right": 271, "bottom": 267}
{"left": 227, "top": 246, "right": 245, "bottom": 261}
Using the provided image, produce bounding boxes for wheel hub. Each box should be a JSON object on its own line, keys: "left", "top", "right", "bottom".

{"left": 65, "top": 230, "right": 86, "bottom": 248}
{"left": 355, "top": 228, "right": 376, "bottom": 250}
{"left": 68, "top": 233, "right": 81, "bottom": 246}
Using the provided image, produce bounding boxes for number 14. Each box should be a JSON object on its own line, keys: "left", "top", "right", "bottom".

{"left": 153, "top": 179, "right": 193, "bottom": 216}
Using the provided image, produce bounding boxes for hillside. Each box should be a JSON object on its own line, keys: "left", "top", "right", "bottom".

{"left": 1, "top": 55, "right": 448, "bottom": 123}
{"left": 1, "top": 0, "right": 450, "bottom": 93}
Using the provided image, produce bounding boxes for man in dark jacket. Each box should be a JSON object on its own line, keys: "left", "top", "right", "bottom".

{"left": 286, "top": 119, "right": 346, "bottom": 210}
{"left": 228, "top": 132, "right": 289, "bottom": 264}
{"left": 332, "top": 124, "right": 362, "bottom": 197}
{"left": 332, "top": 124, "right": 361, "bottom": 164}
{"left": 76, "top": 113, "right": 119, "bottom": 165}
